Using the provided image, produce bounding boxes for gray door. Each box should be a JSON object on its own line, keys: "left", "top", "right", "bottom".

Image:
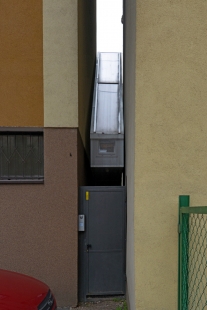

{"left": 79, "top": 186, "right": 126, "bottom": 301}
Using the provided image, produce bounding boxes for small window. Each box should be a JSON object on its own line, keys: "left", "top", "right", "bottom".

{"left": 99, "top": 141, "right": 115, "bottom": 153}
{"left": 0, "top": 132, "right": 44, "bottom": 182}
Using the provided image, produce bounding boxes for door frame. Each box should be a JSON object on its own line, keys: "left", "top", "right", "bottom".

{"left": 78, "top": 186, "right": 127, "bottom": 302}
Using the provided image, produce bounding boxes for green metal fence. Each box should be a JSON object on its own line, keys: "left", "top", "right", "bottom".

{"left": 179, "top": 195, "right": 207, "bottom": 310}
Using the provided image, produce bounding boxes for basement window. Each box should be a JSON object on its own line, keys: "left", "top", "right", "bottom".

{"left": 0, "top": 131, "right": 44, "bottom": 183}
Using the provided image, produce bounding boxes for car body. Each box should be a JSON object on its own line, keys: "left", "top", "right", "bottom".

{"left": 0, "top": 269, "right": 57, "bottom": 310}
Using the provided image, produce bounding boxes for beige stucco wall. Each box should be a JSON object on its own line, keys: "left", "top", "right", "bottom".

{"left": 43, "top": 0, "right": 78, "bottom": 127}
{"left": 127, "top": 1, "right": 207, "bottom": 309}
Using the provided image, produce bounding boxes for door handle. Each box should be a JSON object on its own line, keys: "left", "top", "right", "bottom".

{"left": 87, "top": 244, "right": 92, "bottom": 252}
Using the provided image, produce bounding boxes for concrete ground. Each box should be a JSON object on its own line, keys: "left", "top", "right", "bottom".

{"left": 57, "top": 299, "right": 126, "bottom": 310}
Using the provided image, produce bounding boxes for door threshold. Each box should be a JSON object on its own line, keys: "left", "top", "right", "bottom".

{"left": 86, "top": 294, "right": 125, "bottom": 302}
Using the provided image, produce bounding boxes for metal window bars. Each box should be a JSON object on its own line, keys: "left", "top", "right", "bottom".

{"left": 0, "top": 132, "right": 43, "bottom": 180}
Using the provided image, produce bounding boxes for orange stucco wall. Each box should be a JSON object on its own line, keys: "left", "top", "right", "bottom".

{"left": 0, "top": 0, "right": 43, "bottom": 127}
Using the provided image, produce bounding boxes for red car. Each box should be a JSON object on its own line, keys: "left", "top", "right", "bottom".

{"left": 0, "top": 269, "right": 57, "bottom": 310}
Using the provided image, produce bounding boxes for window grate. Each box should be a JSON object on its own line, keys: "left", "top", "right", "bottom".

{"left": 0, "top": 132, "right": 44, "bottom": 181}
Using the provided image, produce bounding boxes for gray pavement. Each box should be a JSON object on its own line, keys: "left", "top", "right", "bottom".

{"left": 57, "top": 299, "right": 126, "bottom": 310}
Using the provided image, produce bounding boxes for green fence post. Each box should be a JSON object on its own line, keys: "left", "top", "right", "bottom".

{"left": 178, "top": 195, "right": 190, "bottom": 310}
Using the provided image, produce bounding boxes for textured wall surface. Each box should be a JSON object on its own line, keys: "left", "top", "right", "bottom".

{"left": 0, "top": 129, "right": 78, "bottom": 306}
{"left": 130, "top": 1, "right": 207, "bottom": 309}
{"left": 0, "top": 0, "right": 43, "bottom": 126}
{"left": 43, "top": 0, "right": 78, "bottom": 127}
{"left": 0, "top": 0, "right": 94, "bottom": 307}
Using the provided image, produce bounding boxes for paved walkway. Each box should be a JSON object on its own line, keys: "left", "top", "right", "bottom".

{"left": 58, "top": 299, "right": 126, "bottom": 310}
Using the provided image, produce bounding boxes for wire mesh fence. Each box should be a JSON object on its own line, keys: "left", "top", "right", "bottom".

{"left": 180, "top": 205, "right": 207, "bottom": 310}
